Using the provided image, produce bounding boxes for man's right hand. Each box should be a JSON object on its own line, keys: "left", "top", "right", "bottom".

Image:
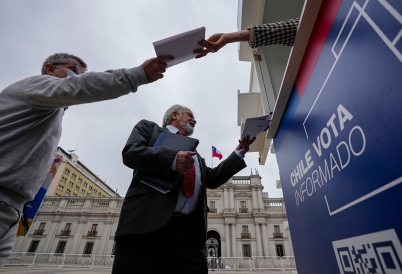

{"left": 175, "top": 151, "right": 197, "bottom": 175}
{"left": 142, "top": 55, "right": 174, "bottom": 83}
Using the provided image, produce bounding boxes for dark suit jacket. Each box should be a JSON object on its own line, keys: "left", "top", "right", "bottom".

{"left": 115, "top": 119, "right": 247, "bottom": 248}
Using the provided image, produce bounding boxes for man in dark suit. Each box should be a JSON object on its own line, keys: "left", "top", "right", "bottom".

{"left": 112, "top": 104, "right": 252, "bottom": 274}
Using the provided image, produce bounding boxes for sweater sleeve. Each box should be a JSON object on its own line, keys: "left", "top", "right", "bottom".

{"left": 248, "top": 18, "right": 300, "bottom": 48}
{"left": 25, "top": 66, "right": 148, "bottom": 109}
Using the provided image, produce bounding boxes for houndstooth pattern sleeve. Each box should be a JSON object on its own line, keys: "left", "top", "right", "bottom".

{"left": 248, "top": 18, "right": 300, "bottom": 48}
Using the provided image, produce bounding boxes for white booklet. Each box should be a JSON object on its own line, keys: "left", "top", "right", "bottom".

{"left": 242, "top": 115, "right": 272, "bottom": 140}
{"left": 153, "top": 27, "right": 205, "bottom": 67}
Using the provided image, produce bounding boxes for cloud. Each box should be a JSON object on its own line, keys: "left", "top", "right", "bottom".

{"left": 0, "top": 0, "right": 283, "bottom": 198}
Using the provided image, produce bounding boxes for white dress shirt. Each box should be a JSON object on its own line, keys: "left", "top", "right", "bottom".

{"left": 166, "top": 125, "right": 244, "bottom": 214}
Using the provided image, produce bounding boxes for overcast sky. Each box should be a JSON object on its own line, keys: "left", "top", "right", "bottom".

{"left": 0, "top": 0, "right": 283, "bottom": 198}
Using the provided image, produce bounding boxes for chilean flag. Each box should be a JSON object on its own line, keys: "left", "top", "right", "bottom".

{"left": 212, "top": 146, "right": 223, "bottom": 160}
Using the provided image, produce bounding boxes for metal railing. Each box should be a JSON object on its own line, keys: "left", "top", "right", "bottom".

{"left": 87, "top": 231, "right": 98, "bottom": 237}
{"left": 5, "top": 253, "right": 295, "bottom": 271}
{"left": 60, "top": 230, "right": 71, "bottom": 236}
{"left": 209, "top": 208, "right": 217, "bottom": 213}
{"left": 239, "top": 208, "right": 248, "bottom": 213}
{"left": 273, "top": 232, "right": 283, "bottom": 238}
{"left": 33, "top": 230, "right": 44, "bottom": 235}
{"left": 241, "top": 232, "right": 251, "bottom": 238}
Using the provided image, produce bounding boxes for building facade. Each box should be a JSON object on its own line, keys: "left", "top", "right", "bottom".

{"left": 47, "top": 147, "right": 119, "bottom": 198}
{"left": 13, "top": 174, "right": 292, "bottom": 259}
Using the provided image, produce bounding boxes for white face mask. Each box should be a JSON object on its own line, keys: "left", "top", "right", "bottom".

{"left": 66, "top": 69, "right": 76, "bottom": 78}
{"left": 54, "top": 66, "right": 77, "bottom": 78}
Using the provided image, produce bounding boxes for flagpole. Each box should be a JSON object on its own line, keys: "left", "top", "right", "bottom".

{"left": 211, "top": 145, "right": 213, "bottom": 168}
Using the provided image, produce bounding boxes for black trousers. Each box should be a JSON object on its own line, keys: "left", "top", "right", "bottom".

{"left": 112, "top": 213, "right": 207, "bottom": 274}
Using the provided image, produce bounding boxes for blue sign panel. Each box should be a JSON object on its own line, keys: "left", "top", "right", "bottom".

{"left": 274, "top": 0, "right": 402, "bottom": 273}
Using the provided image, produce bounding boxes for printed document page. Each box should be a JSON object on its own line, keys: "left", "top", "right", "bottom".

{"left": 242, "top": 115, "right": 271, "bottom": 140}
{"left": 153, "top": 27, "right": 205, "bottom": 67}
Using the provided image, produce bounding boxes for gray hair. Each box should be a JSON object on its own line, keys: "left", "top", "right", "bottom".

{"left": 162, "top": 104, "right": 187, "bottom": 127}
{"left": 41, "top": 53, "right": 87, "bottom": 74}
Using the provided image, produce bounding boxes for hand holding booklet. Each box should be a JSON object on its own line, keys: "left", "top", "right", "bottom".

{"left": 135, "top": 131, "right": 199, "bottom": 194}
{"left": 153, "top": 27, "right": 205, "bottom": 67}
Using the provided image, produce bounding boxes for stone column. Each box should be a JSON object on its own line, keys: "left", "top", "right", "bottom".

{"left": 229, "top": 188, "right": 234, "bottom": 210}
{"left": 225, "top": 224, "right": 230, "bottom": 257}
{"left": 224, "top": 188, "right": 229, "bottom": 209}
{"left": 43, "top": 220, "right": 60, "bottom": 253}
{"left": 251, "top": 188, "right": 258, "bottom": 211}
{"left": 255, "top": 224, "right": 263, "bottom": 256}
{"left": 257, "top": 189, "right": 264, "bottom": 210}
{"left": 261, "top": 223, "right": 269, "bottom": 256}
{"left": 231, "top": 224, "right": 237, "bottom": 257}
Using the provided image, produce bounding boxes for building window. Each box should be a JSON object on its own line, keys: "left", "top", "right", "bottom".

{"left": 65, "top": 189, "right": 70, "bottom": 195}
{"left": 73, "top": 193, "right": 77, "bottom": 196}
{"left": 89, "top": 186, "right": 93, "bottom": 191}
{"left": 276, "top": 244, "right": 285, "bottom": 257}
{"left": 78, "top": 178, "right": 82, "bottom": 184}
{"left": 81, "top": 189, "right": 86, "bottom": 195}
{"left": 75, "top": 186, "right": 80, "bottom": 191}
{"left": 61, "top": 177, "right": 67, "bottom": 183}
{"left": 93, "top": 189, "right": 97, "bottom": 194}
{"left": 88, "top": 224, "right": 98, "bottom": 237}
{"left": 242, "top": 245, "right": 251, "bottom": 258}
{"left": 64, "top": 169, "right": 70, "bottom": 175}
{"left": 209, "top": 201, "right": 217, "bottom": 213}
{"left": 98, "top": 193, "right": 101, "bottom": 197}
{"left": 83, "top": 242, "right": 94, "bottom": 255}
{"left": 241, "top": 226, "right": 250, "bottom": 238}
{"left": 68, "top": 181, "right": 73, "bottom": 187}
{"left": 239, "top": 201, "right": 248, "bottom": 213}
{"left": 112, "top": 242, "right": 116, "bottom": 256}
{"left": 83, "top": 182, "right": 88, "bottom": 188}
{"left": 71, "top": 173, "right": 76, "bottom": 180}
{"left": 273, "top": 225, "right": 283, "bottom": 238}
{"left": 27, "top": 240, "right": 40, "bottom": 253}
{"left": 61, "top": 223, "right": 71, "bottom": 236}
{"left": 34, "top": 223, "right": 45, "bottom": 235}
{"left": 55, "top": 241, "right": 67, "bottom": 254}
{"left": 58, "top": 185, "right": 64, "bottom": 191}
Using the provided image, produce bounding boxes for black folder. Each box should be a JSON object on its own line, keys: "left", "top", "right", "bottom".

{"left": 135, "top": 131, "right": 199, "bottom": 194}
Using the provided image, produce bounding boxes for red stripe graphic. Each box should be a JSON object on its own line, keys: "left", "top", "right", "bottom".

{"left": 295, "top": 0, "right": 343, "bottom": 98}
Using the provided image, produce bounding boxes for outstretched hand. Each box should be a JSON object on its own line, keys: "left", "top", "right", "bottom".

{"left": 236, "top": 135, "right": 255, "bottom": 155}
{"left": 142, "top": 55, "right": 174, "bottom": 83}
{"left": 194, "top": 33, "right": 228, "bottom": 59}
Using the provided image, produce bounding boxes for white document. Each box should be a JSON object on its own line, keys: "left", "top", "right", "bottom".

{"left": 153, "top": 27, "right": 205, "bottom": 67}
{"left": 242, "top": 115, "right": 271, "bottom": 140}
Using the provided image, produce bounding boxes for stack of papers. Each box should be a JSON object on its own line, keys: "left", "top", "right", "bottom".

{"left": 153, "top": 27, "right": 205, "bottom": 67}
{"left": 241, "top": 115, "right": 271, "bottom": 140}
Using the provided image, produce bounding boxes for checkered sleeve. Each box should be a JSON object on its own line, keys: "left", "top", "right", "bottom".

{"left": 248, "top": 18, "right": 300, "bottom": 48}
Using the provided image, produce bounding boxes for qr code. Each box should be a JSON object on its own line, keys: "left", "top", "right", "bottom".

{"left": 333, "top": 229, "right": 402, "bottom": 274}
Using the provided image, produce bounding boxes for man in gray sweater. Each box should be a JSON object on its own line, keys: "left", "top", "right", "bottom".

{"left": 0, "top": 52, "right": 173, "bottom": 266}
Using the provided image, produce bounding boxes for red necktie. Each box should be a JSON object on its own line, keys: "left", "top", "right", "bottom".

{"left": 177, "top": 131, "right": 195, "bottom": 198}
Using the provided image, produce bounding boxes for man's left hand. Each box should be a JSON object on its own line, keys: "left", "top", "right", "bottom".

{"left": 236, "top": 135, "right": 255, "bottom": 155}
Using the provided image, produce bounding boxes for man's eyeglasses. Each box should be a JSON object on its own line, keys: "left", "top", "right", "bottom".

{"left": 51, "top": 62, "right": 87, "bottom": 75}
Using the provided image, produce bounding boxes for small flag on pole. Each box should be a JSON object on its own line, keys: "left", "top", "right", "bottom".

{"left": 212, "top": 146, "right": 223, "bottom": 160}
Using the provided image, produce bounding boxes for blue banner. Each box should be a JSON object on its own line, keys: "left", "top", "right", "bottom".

{"left": 274, "top": 0, "right": 402, "bottom": 273}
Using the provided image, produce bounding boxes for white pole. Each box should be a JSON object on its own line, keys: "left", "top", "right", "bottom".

{"left": 211, "top": 146, "right": 213, "bottom": 168}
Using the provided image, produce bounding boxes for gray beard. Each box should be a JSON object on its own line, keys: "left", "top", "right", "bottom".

{"left": 181, "top": 121, "right": 194, "bottom": 136}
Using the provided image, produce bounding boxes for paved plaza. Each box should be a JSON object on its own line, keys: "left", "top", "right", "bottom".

{"left": 1, "top": 266, "right": 296, "bottom": 274}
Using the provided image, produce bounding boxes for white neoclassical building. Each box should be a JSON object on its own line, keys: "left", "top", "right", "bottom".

{"left": 13, "top": 174, "right": 292, "bottom": 260}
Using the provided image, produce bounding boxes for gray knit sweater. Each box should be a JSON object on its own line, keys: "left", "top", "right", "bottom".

{"left": 0, "top": 66, "right": 148, "bottom": 210}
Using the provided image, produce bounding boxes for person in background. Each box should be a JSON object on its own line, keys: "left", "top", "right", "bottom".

{"left": 195, "top": 18, "right": 299, "bottom": 58}
{"left": 0, "top": 52, "right": 173, "bottom": 267}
